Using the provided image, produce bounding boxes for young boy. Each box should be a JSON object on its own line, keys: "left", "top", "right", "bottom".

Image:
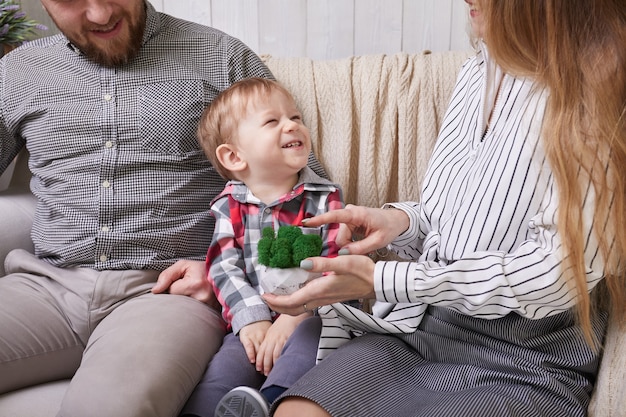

{"left": 180, "top": 78, "right": 344, "bottom": 417}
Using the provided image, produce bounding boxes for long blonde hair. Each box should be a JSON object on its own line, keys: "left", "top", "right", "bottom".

{"left": 483, "top": 0, "right": 626, "bottom": 346}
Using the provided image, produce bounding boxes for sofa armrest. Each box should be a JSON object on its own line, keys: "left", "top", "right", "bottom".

{"left": 587, "top": 312, "right": 626, "bottom": 417}
{"left": 0, "top": 189, "right": 36, "bottom": 276}
{"left": 0, "top": 148, "right": 35, "bottom": 276}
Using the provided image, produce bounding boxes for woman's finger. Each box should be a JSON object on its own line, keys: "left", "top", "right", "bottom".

{"left": 301, "top": 207, "right": 357, "bottom": 227}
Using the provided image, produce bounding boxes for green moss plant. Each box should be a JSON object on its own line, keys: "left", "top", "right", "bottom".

{"left": 258, "top": 225, "right": 323, "bottom": 269}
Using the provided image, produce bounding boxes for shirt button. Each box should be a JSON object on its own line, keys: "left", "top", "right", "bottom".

{"left": 105, "top": 141, "right": 113, "bottom": 148}
{"left": 101, "top": 226, "right": 110, "bottom": 232}
{"left": 102, "top": 180, "right": 111, "bottom": 188}
{"left": 264, "top": 208, "right": 271, "bottom": 214}
{"left": 99, "top": 254, "right": 108, "bottom": 262}
{"left": 103, "top": 94, "right": 113, "bottom": 101}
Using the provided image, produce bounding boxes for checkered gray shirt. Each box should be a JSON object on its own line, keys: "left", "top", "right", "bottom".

{"left": 0, "top": 2, "right": 274, "bottom": 270}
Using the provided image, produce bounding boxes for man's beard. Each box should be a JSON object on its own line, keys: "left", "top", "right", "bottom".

{"left": 68, "top": 6, "right": 146, "bottom": 68}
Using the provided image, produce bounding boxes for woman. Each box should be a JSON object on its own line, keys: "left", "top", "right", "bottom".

{"left": 264, "top": 0, "right": 626, "bottom": 416}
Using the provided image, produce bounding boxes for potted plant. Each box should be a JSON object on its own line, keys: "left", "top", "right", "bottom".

{"left": 0, "top": 0, "right": 47, "bottom": 56}
{"left": 257, "top": 225, "right": 323, "bottom": 295}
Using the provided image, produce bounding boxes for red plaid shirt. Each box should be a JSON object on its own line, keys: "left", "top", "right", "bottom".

{"left": 207, "top": 167, "right": 344, "bottom": 333}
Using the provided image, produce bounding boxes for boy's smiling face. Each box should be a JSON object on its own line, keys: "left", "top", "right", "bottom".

{"left": 233, "top": 89, "right": 311, "bottom": 183}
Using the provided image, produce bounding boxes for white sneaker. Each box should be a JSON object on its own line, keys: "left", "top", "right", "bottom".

{"left": 214, "top": 386, "right": 270, "bottom": 417}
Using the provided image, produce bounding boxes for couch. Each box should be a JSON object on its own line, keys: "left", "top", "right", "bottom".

{"left": 0, "top": 51, "right": 624, "bottom": 417}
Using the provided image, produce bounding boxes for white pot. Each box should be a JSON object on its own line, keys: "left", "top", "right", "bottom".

{"left": 259, "top": 266, "right": 322, "bottom": 295}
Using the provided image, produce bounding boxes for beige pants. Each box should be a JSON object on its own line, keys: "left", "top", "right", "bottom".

{"left": 0, "top": 249, "right": 225, "bottom": 417}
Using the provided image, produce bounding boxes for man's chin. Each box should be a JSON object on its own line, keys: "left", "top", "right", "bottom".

{"left": 79, "top": 41, "right": 140, "bottom": 67}
{"left": 87, "top": 49, "right": 134, "bottom": 67}
{"left": 71, "top": 25, "right": 144, "bottom": 67}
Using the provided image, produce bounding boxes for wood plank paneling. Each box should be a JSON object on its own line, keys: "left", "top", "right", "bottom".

{"left": 162, "top": 0, "right": 211, "bottom": 25}
{"left": 450, "top": 2, "right": 472, "bottom": 51}
{"left": 403, "top": 0, "right": 452, "bottom": 53}
{"left": 258, "top": 0, "right": 308, "bottom": 57}
{"left": 211, "top": 0, "right": 259, "bottom": 52}
{"left": 354, "top": 0, "right": 403, "bottom": 56}
{"left": 306, "top": 0, "right": 354, "bottom": 60}
{"left": 17, "top": 0, "right": 472, "bottom": 59}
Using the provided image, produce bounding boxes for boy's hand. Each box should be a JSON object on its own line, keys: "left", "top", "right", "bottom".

{"left": 255, "top": 313, "right": 310, "bottom": 376}
{"left": 239, "top": 321, "right": 272, "bottom": 364}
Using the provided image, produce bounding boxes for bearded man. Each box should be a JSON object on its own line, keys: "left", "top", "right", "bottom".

{"left": 0, "top": 1, "right": 275, "bottom": 416}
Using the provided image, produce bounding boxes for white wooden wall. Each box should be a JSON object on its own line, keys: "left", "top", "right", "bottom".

{"left": 18, "top": 0, "right": 472, "bottom": 60}
{"left": 151, "top": 0, "right": 472, "bottom": 60}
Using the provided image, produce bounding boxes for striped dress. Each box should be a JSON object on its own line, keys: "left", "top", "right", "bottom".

{"left": 275, "top": 43, "right": 608, "bottom": 417}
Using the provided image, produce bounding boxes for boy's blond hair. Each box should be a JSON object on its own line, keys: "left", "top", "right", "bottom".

{"left": 197, "top": 77, "right": 296, "bottom": 180}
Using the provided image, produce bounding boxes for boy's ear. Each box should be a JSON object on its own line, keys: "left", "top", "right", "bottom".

{"left": 216, "top": 144, "right": 247, "bottom": 173}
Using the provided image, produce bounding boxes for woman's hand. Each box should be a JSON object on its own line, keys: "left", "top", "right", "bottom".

{"left": 263, "top": 254, "right": 376, "bottom": 315}
{"left": 152, "top": 259, "right": 220, "bottom": 309}
{"left": 302, "top": 204, "right": 409, "bottom": 256}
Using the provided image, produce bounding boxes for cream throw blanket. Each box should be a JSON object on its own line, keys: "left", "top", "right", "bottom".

{"left": 263, "top": 51, "right": 472, "bottom": 208}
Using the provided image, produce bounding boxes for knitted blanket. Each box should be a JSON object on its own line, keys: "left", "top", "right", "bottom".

{"left": 263, "top": 51, "right": 472, "bottom": 208}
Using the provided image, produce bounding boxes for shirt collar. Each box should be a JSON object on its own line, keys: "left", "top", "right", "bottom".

{"left": 216, "top": 166, "right": 339, "bottom": 205}
{"left": 141, "top": 1, "right": 161, "bottom": 46}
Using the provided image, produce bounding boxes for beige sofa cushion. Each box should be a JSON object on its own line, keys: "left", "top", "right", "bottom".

{"left": 588, "top": 315, "right": 626, "bottom": 417}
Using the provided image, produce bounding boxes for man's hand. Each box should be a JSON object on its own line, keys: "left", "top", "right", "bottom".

{"left": 152, "top": 259, "right": 219, "bottom": 309}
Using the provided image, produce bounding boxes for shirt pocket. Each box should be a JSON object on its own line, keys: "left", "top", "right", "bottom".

{"left": 138, "top": 80, "right": 207, "bottom": 155}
